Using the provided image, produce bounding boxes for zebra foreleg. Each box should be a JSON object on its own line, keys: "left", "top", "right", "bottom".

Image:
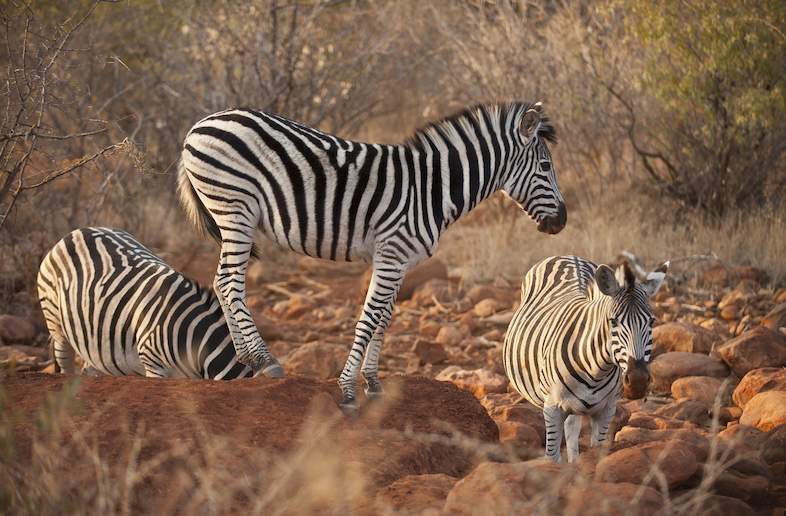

{"left": 338, "top": 261, "right": 404, "bottom": 412}
{"left": 564, "top": 414, "right": 582, "bottom": 463}
{"left": 543, "top": 404, "right": 568, "bottom": 462}
{"left": 590, "top": 399, "right": 617, "bottom": 447}
{"left": 214, "top": 238, "right": 283, "bottom": 377}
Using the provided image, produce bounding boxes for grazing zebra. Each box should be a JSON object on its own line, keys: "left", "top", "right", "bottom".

{"left": 38, "top": 227, "right": 256, "bottom": 380}
{"left": 178, "top": 101, "right": 567, "bottom": 410}
{"left": 503, "top": 256, "right": 668, "bottom": 462}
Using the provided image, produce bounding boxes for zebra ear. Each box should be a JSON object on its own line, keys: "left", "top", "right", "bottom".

{"left": 521, "top": 109, "right": 541, "bottom": 142}
{"left": 595, "top": 264, "right": 622, "bottom": 297}
{"left": 642, "top": 261, "right": 669, "bottom": 297}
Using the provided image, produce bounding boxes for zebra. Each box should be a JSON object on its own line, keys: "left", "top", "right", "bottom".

{"left": 178, "top": 101, "right": 567, "bottom": 411}
{"left": 503, "top": 255, "right": 668, "bottom": 462}
{"left": 38, "top": 227, "right": 257, "bottom": 380}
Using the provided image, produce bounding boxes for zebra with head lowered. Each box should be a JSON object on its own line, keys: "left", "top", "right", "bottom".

{"left": 38, "top": 227, "right": 256, "bottom": 380}
{"left": 503, "top": 256, "right": 668, "bottom": 462}
{"left": 178, "top": 101, "right": 567, "bottom": 411}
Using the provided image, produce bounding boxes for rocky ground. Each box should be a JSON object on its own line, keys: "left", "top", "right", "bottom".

{"left": 1, "top": 250, "right": 786, "bottom": 514}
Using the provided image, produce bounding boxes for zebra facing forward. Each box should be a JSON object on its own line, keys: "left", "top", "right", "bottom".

{"left": 179, "top": 102, "right": 567, "bottom": 410}
{"left": 503, "top": 256, "right": 668, "bottom": 462}
{"left": 38, "top": 227, "right": 256, "bottom": 380}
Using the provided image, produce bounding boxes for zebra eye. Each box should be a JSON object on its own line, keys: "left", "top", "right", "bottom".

{"left": 540, "top": 161, "right": 551, "bottom": 172}
{"left": 609, "top": 317, "right": 618, "bottom": 325}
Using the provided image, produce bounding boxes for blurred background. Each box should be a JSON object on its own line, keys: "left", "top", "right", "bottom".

{"left": 1, "top": 0, "right": 785, "bottom": 317}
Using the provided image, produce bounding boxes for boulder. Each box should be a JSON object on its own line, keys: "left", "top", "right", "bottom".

{"left": 739, "top": 390, "right": 786, "bottom": 432}
{"left": 435, "top": 367, "right": 509, "bottom": 399}
{"left": 0, "top": 314, "right": 37, "bottom": 344}
{"left": 652, "top": 322, "right": 723, "bottom": 357}
{"left": 564, "top": 482, "right": 662, "bottom": 516}
{"left": 627, "top": 412, "right": 696, "bottom": 430}
{"left": 497, "top": 421, "right": 542, "bottom": 451}
{"left": 284, "top": 342, "right": 348, "bottom": 379}
{"left": 717, "top": 424, "right": 767, "bottom": 456}
{"left": 733, "top": 367, "right": 786, "bottom": 408}
{"left": 653, "top": 399, "right": 714, "bottom": 427}
{"left": 671, "top": 376, "right": 732, "bottom": 405}
{"left": 397, "top": 259, "right": 449, "bottom": 301}
{"left": 596, "top": 440, "right": 698, "bottom": 488}
{"left": 718, "top": 280, "right": 758, "bottom": 310}
{"left": 411, "top": 340, "right": 448, "bottom": 365}
{"left": 709, "top": 468, "right": 769, "bottom": 502}
{"left": 374, "top": 473, "right": 457, "bottom": 513}
{"left": 650, "top": 352, "right": 729, "bottom": 393}
{"left": 762, "top": 303, "right": 786, "bottom": 331}
{"left": 716, "top": 326, "right": 786, "bottom": 377}
{"left": 495, "top": 402, "right": 546, "bottom": 445}
{"left": 669, "top": 493, "right": 755, "bottom": 516}
{"left": 613, "top": 426, "right": 710, "bottom": 461}
{"left": 763, "top": 424, "right": 786, "bottom": 464}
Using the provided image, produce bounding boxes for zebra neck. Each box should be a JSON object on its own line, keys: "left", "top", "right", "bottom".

{"left": 583, "top": 297, "right": 618, "bottom": 378}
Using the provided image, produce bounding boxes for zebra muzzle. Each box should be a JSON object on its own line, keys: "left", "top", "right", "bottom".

{"left": 536, "top": 202, "right": 567, "bottom": 235}
{"left": 623, "top": 358, "right": 650, "bottom": 400}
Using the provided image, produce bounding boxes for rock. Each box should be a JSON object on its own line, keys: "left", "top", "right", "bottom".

{"left": 717, "top": 406, "right": 742, "bottom": 425}
{"left": 442, "top": 460, "right": 562, "bottom": 515}
{"left": 276, "top": 296, "right": 315, "bottom": 319}
{"left": 435, "top": 367, "right": 509, "bottom": 399}
{"left": 596, "top": 440, "right": 698, "bottom": 488}
{"left": 497, "top": 421, "right": 542, "bottom": 450}
{"left": 717, "top": 424, "right": 767, "bottom": 456}
{"left": 718, "top": 280, "right": 758, "bottom": 310}
{"left": 763, "top": 303, "right": 786, "bottom": 331}
{"left": 700, "top": 318, "right": 732, "bottom": 337}
{"left": 710, "top": 468, "right": 769, "bottom": 502}
{"left": 720, "top": 305, "right": 739, "bottom": 321}
{"left": 650, "top": 352, "right": 729, "bottom": 393}
{"left": 564, "top": 482, "right": 662, "bottom": 516}
{"left": 613, "top": 427, "right": 710, "bottom": 461}
{"left": 419, "top": 319, "right": 442, "bottom": 339}
{"left": 627, "top": 412, "right": 697, "bottom": 430}
{"left": 0, "top": 344, "right": 48, "bottom": 362}
{"left": 652, "top": 322, "right": 723, "bottom": 357}
{"left": 763, "top": 424, "right": 786, "bottom": 464}
{"left": 0, "top": 314, "right": 37, "bottom": 344}
{"left": 434, "top": 326, "right": 465, "bottom": 348}
{"left": 495, "top": 403, "right": 546, "bottom": 445}
{"left": 400, "top": 259, "right": 449, "bottom": 300}
{"left": 653, "top": 399, "right": 714, "bottom": 427}
{"left": 740, "top": 390, "right": 786, "bottom": 432}
{"left": 473, "top": 299, "right": 500, "bottom": 318}
{"left": 716, "top": 326, "right": 786, "bottom": 377}
{"left": 670, "top": 493, "right": 755, "bottom": 516}
{"left": 465, "top": 285, "right": 498, "bottom": 304}
{"left": 410, "top": 278, "right": 456, "bottom": 307}
{"left": 374, "top": 473, "right": 457, "bottom": 513}
{"left": 671, "top": 376, "right": 732, "bottom": 405}
{"left": 411, "top": 340, "right": 448, "bottom": 365}
{"left": 733, "top": 368, "right": 786, "bottom": 408}
{"left": 284, "top": 341, "right": 348, "bottom": 379}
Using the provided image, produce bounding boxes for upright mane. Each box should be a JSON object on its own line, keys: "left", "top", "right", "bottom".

{"left": 404, "top": 102, "right": 557, "bottom": 151}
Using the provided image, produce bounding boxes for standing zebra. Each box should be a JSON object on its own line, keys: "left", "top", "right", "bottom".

{"left": 178, "top": 102, "right": 567, "bottom": 410}
{"left": 503, "top": 256, "right": 668, "bottom": 462}
{"left": 38, "top": 227, "right": 256, "bottom": 380}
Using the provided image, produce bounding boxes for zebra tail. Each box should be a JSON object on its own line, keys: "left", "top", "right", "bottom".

{"left": 176, "top": 161, "right": 260, "bottom": 259}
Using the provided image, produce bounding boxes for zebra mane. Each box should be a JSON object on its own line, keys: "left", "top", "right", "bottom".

{"left": 404, "top": 102, "right": 557, "bottom": 151}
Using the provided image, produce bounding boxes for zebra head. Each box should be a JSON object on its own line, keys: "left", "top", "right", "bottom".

{"left": 503, "top": 102, "right": 566, "bottom": 235}
{"left": 595, "top": 261, "right": 669, "bottom": 399}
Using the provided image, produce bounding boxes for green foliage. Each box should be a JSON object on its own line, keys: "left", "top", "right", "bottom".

{"left": 614, "top": 0, "right": 786, "bottom": 216}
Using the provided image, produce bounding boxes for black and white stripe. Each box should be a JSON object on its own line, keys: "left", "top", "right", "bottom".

{"left": 178, "top": 102, "right": 567, "bottom": 409}
{"left": 503, "top": 256, "right": 667, "bottom": 462}
{"left": 38, "top": 227, "right": 255, "bottom": 380}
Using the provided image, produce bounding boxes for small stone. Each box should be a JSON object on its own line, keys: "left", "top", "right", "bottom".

{"left": 435, "top": 326, "right": 465, "bottom": 347}
{"left": 435, "top": 366, "right": 509, "bottom": 398}
{"left": 465, "top": 285, "right": 498, "bottom": 304}
{"left": 719, "top": 280, "right": 758, "bottom": 310}
{"left": 497, "top": 420, "right": 542, "bottom": 450}
{"left": 740, "top": 390, "right": 786, "bottom": 432}
{"left": 411, "top": 340, "right": 448, "bottom": 365}
{"left": 419, "top": 319, "right": 442, "bottom": 339}
{"left": 473, "top": 298, "right": 500, "bottom": 318}
{"left": 397, "top": 259, "right": 449, "bottom": 300}
{"left": 763, "top": 303, "right": 786, "bottom": 331}
{"left": 721, "top": 304, "right": 740, "bottom": 321}
{"left": 284, "top": 341, "right": 347, "bottom": 379}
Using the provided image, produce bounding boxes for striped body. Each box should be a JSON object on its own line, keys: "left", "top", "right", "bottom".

{"left": 504, "top": 255, "right": 665, "bottom": 462}
{"left": 38, "top": 227, "right": 254, "bottom": 379}
{"left": 179, "top": 102, "right": 566, "bottom": 406}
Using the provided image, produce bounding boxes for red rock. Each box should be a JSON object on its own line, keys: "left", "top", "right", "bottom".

{"left": 434, "top": 326, "right": 465, "bottom": 347}
{"left": 740, "top": 390, "right": 786, "bottom": 432}
{"left": 411, "top": 278, "right": 456, "bottom": 306}
{"left": 473, "top": 298, "right": 500, "bottom": 318}
{"left": 717, "top": 326, "right": 786, "bottom": 377}
{"left": 671, "top": 492, "right": 755, "bottom": 516}
{"left": 718, "top": 280, "right": 758, "bottom": 309}
{"left": 596, "top": 440, "right": 698, "bottom": 488}
{"left": 717, "top": 424, "right": 768, "bottom": 456}
{"left": 418, "top": 319, "right": 442, "bottom": 339}
{"left": 652, "top": 322, "right": 723, "bottom": 357}
{"left": 465, "top": 285, "right": 498, "bottom": 304}
{"left": 733, "top": 367, "right": 786, "bottom": 408}
{"left": 653, "top": 399, "right": 714, "bottom": 427}
{"left": 496, "top": 403, "right": 546, "bottom": 445}
{"left": 720, "top": 305, "right": 740, "bottom": 321}
{"left": 563, "top": 482, "right": 662, "bottom": 516}
{"left": 627, "top": 412, "right": 696, "bottom": 430}
{"left": 411, "top": 340, "right": 448, "bottom": 365}
{"left": 0, "top": 314, "right": 36, "bottom": 344}
{"left": 763, "top": 303, "right": 786, "bottom": 331}
{"left": 763, "top": 424, "right": 786, "bottom": 464}
{"left": 710, "top": 468, "right": 769, "bottom": 502}
{"left": 395, "top": 259, "right": 449, "bottom": 300}
{"left": 671, "top": 376, "right": 732, "bottom": 405}
{"left": 374, "top": 473, "right": 457, "bottom": 513}
{"left": 497, "top": 421, "right": 542, "bottom": 451}
{"left": 284, "top": 341, "right": 347, "bottom": 379}
{"left": 650, "top": 352, "right": 729, "bottom": 393}
{"left": 613, "top": 426, "right": 710, "bottom": 461}
{"left": 435, "top": 367, "right": 508, "bottom": 398}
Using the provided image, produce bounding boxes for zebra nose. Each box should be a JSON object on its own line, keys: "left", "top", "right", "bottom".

{"left": 623, "top": 358, "right": 650, "bottom": 400}
{"left": 536, "top": 202, "right": 567, "bottom": 235}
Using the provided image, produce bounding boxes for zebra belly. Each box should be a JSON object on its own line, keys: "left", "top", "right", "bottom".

{"left": 255, "top": 221, "right": 376, "bottom": 263}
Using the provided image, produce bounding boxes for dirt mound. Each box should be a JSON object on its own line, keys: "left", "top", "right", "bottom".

{"left": 4, "top": 372, "right": 497, "bottom": 510}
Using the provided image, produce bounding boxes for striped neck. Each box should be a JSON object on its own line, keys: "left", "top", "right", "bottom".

{"left": 584, "top": 295, "right": 618, "bottom": 378}
{"left": 404, "top": 105, "right": 513, "bottom": 230}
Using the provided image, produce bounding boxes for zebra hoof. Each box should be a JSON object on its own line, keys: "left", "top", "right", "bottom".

{"left": 339, "top": 398, "right": 359, "bottom": 418}
{"left": 364, "top": 382, "right": 384, "bottom": 399}
{"left": 262, "top": 362, "right": 285, "bottom": 378}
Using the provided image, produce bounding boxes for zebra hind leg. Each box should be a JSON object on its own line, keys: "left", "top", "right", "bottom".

{"left": 50, "top": 335, "right": 75, "bottom": 375}
{"left": 543, "top": 404, "right": 568, "bottom": 463}
{"left": 361, "top": 328, "right": 385, "bottom": 398}
{"left": 563, "top": 414, "right": 582, "bottom": 463}
{"left": 214, "top": 238, "right": 283, "bottom": 377}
